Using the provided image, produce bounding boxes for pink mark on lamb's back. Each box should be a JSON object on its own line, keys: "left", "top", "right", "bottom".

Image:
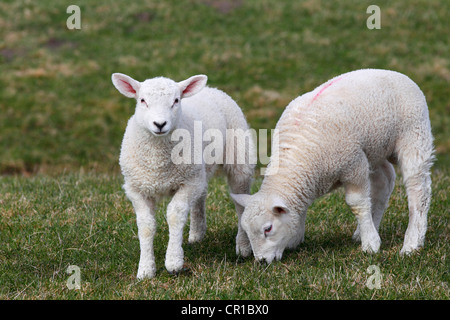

{"left": 311, "top": 76, "right": 344, "bottom": 103}
{"left": 295, "top": 75, "right": 345, "bottom": 126}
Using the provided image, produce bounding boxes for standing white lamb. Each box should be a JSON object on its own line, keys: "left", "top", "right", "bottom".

{"left": 112, "top": 73, "right": 254, "bottom": 279}
{"left": 232, "top": 69, "right": 434, "bottom": 263}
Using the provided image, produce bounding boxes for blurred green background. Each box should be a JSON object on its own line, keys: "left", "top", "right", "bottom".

{"left": 0, "top": 0, "right": 448, "bottom": 175}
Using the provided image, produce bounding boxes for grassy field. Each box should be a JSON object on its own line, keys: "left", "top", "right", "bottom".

{"left": 0, "top": 0, "right": 448, "bottom": 300}
{"left": 0, "top": 173, "right": 448, "bottom": 299}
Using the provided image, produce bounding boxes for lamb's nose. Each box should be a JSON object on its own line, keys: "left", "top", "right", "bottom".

{"left": 153, "top": 121, "right": 167, "bottom": 131}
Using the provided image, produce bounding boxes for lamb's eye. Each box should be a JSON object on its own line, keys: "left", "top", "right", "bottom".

{"left": 171, "top": 98, "right": 179, "bottom": 108}
{"left": 264, "top": 224, "right": 272, "bottom": 237}
{"left": 140, "top": 99, "right": 148, "bottom": 107}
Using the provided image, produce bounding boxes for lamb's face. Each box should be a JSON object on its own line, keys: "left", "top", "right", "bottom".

{"left": 232, "top": 193, "right": 305, "bottom": 264}
{"left": 136, "top": 78, "right": 181, "bottom": 136}
{"left": 112, "top": 73, "right": 208, "bottom": 137}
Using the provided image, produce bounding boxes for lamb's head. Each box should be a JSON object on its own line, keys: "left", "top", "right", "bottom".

{"left": 112, "top": 73, "right": 207, "bottom": 136}
{"left": 231, "top": 192, "right": 305, "bottom": 264}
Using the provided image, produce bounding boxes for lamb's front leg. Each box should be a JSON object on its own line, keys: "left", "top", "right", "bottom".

{"left": 165, "top": 196, "right": 189, "bottom": 274}
{"left": 126, "top": 188, "right": 157, "bottom": 279}
{"left": 353, "top": 161, "right": 396, "bottom": 241}
{"left": 165, "top": 179, "right": 207, "bottom": 274}
{"left": 343, "top": 155, "right": 381, "bottom": 253}
{"left": 346, "top": 184, "right": 381, "bottom": 253}
{"left": 227, "top": 170, "right": 253, "bottom": 257}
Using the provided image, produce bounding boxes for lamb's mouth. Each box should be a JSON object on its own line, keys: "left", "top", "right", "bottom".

{"left": 152, "top": 130, "right": 169, "bottom": 136}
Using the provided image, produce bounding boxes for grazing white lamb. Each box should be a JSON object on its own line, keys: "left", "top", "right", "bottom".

{"left": 232, "top": 69, "right": 434, "bottom": 263}
{"left": 112, "top": 73, "right": 254, "bottom": 279}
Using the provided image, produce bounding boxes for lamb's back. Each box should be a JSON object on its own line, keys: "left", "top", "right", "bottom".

{"left": 277, "top": 69, "right": 427, "bottom": 166}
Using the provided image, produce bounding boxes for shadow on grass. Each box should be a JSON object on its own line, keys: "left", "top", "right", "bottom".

{"left": 181, "top": 225, "right": 361, "bottom": 270}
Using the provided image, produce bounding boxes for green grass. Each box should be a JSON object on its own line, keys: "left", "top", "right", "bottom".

{"left": 0, "top": 171, "right": 448, "bottom": 299}
{"left": 0, "top": 0, "right": 449, "bottom": 299}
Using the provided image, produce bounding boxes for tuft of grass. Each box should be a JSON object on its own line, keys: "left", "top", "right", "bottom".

{"left": 0, "top": 170, "right": 448, "bottom": 299}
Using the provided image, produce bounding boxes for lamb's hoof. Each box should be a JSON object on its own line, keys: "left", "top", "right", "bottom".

{"left": 361, "top": 235, "right": 381, "bottom": 253}
{"left": 352, "top": 229, "right": 361, "bottom": 242}
{"left": 165, "top": 255, "right": 185, "bottom": 275}
{"left": 236, "top": 245, "right": 252, "bottom": 258}
{"left": 167, "top": 265, "right": 190, "bottom": 276}
{"left": 188, "top": 232, "right": 205, "bottom": 244}
{"left": 400, "top": 244, "right": 422, "bottom": 256}
{"left": 137, "top": 265, "right": 156, "bottom": 280}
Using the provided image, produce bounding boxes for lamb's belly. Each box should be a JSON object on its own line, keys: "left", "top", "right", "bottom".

{"left": 359, "top": 129, "right": 397, "bottom": 167}
{"left": 364, "top": 144, "right": 395, "bottom": 167}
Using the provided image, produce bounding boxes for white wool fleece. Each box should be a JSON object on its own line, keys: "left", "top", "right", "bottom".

{"left": 232, "top": 69, "right": 434, "bottom": 263}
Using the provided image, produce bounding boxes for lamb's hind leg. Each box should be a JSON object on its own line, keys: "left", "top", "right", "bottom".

{"left": 353, "top": 160, "right": 396, "bottom": 241}
{"left": 396, "top": 127, "right": 434, "bottom": 255}
{"left": 399, "top": 159, "right": 433, "bottom": 255}
{"left": 188, "top": 188, "right": 207, "bottom": 243}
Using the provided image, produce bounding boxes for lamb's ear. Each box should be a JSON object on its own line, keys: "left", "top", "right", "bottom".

{"left": 230, "top": 193, "right": 252, "bottom": 208}
{"left": 112, "top": 73, "right": 141, "bottom": 99}
{"left": 178, "top": 75, "right": 208, "bottom": 98}
{"left": 272, "top": 197, "right": 290, "bottom": 215}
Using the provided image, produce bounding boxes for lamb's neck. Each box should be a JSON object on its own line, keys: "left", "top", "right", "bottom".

{"left": 259, "top": 165, "right": 318, "bottom": 214}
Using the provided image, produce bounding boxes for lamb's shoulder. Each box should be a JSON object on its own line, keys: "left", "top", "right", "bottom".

{"left": 181, "top": 88, "right": 229, "bottom": 132}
